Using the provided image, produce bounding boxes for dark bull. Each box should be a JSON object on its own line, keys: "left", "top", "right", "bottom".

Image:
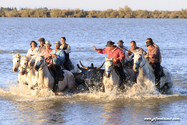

{"left": 77, "top": 61, "right": 105, "bottom": 91}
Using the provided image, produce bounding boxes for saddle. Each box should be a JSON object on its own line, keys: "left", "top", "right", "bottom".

{"left": 48, "top": 66, "right": 64, "bottom": 81}
{"left": 150, "top": 63, "right": 164, "bottom": 78}
{"left": 58, "top": 70, "right": 65, "bottom": 81}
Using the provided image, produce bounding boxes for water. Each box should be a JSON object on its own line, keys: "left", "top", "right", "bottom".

{"left": 0, "top": 18, "right": 187, "bottom": 124}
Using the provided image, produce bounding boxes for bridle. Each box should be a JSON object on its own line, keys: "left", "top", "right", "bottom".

{"left": 104, "top": 60, "right": 113, "bottom": 77}
{"left": 13, "top": 56, "right": 21, "bottom": 66}
{"left": 19, "top": 57, "right": 28, "bottom": 74}
{"left": 134, "top": 54, "right": 146, "bottom": 69}
{"left": 36, "top": 56, "right": 47, "bottom": 71}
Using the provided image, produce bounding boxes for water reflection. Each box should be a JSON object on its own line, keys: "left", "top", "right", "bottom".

{"left": 11, "top": 100, "right": 67, "bottom": 124}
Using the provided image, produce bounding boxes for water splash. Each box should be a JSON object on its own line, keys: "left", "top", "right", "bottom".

{"left": 0, "top": 79, "right": 187, "bottom": 103}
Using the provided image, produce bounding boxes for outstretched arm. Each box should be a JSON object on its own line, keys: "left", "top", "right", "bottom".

{"left": 93, "top": 46, "right": 107, "bottom": 54}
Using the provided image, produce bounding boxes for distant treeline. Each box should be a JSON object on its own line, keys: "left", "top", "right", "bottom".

{"left": 1, "top": 6, "right": 187, "bottom": 18}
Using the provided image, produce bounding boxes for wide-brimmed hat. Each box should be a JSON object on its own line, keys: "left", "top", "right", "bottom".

{"left": 106, "top": 41, "right": 115, "bottom": 47}
{"left": 118, "top": 40, "right": 124, "bottom": 44}
{"left": 45, "top": 41, "right": 52, "bottom": 46}
{"left": 38, "top": 38, "right": 45, "bottom": 43}
{"left": 55, "top": 41, "right": 62, "bottom": 45}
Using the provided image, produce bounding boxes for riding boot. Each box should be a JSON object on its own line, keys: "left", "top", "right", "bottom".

{"left": 155, "top": 75, "right": 160, "bottom": 90}
{"left": 153, "top": 63, "right": 160, "bottom": 91}
{"left": 53, "top": 76, "right": 58, "bottom": 92}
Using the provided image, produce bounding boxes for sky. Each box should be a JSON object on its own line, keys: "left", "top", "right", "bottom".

{"left": 1, "top": 0, "right": 187, "bottom": 11}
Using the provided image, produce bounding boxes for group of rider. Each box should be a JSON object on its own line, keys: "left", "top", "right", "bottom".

{"left": 27, "top": 37, "right": 71, "bottom": 92}
{"left": 27, "top": 37, "right": 161, "bottom": 91}
{"left": 93, "top": 38, "right": 161, "bottom": 90}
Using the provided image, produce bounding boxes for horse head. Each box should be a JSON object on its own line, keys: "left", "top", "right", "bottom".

{"left": 34, "top": 55, "right": 45, "bottom": 71}
{"left": 133, "top": 50, "right": 144, "bottom": 72}
{"left": 104, "top": 57, "right": 113, "bottom": 77}
{"left": 12, "top": 53, "right": 21, "bottom": 72}
{"left": 19, "top": 55, "right": 29, "bottom": 75}
{"left": 28, "top": 56, "right": 37, "bottom": 68}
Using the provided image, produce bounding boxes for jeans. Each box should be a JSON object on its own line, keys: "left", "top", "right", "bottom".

{"left": 114, "top": 62, "right": 126, "bottom": 86}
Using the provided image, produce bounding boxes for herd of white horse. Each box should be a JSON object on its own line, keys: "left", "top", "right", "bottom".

{"left": 12, "top": 50, "right": 173, "bottom": 94}
{"left": 13, "top": 54, "right": 77, "bottom": 92}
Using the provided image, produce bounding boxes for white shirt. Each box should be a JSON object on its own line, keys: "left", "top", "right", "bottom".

{"left": 27, "top": 48, "right": 38, "bottom": 56}
{"left": 60, "top": 44, "right": 71, "bottom": 54}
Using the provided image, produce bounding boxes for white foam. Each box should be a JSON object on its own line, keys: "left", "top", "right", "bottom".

{"left": 1, "top": 79, "right": 187, "bottom": 103}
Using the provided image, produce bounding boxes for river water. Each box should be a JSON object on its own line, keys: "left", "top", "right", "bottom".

{"left": 0, "top": 18, "right": 187, "bottom": 124}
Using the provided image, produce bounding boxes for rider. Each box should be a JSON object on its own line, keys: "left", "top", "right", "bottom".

{"left": 93, "top": 41, "right": 126, "bottom": 88}
{"left": 127, "top": 41, "right": 146, "bottom": 58}
{"left": 118, "top": 40, "right": 128, "bottom": 57}
{"left": 118, "top": 40, "right": 128, "bottom": 65}
{"left": 27, "top": 41, "right": 38, "bottom": 57}
{"left": 60, "top": 37, "right": 72, "bottom": 70}
{"left": 38, "top": 38, "right": 46, "bottom": 54}
{"left": 48, "top": 41, "right": 65, "bottom": 92}
{"left": 41, "top": 41, "right": 53, "bottom": 65}
{"left": 144, "top": 38, "right": 161, "bottom": 90}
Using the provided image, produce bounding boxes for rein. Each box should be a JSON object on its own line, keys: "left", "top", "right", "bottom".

{"left": 38, "top": 57, "right": 47, "bottom": 71}
{"left": 134, "top": 54, "right": 146, "bottom": 69}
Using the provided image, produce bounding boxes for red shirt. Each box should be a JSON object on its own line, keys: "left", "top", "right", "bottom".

{"left": 97, "top": 46, "right": 125, "bottom": 63}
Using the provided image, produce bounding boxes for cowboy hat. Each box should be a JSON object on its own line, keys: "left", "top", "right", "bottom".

{"left": 45, "top": 41, "right": 52, "bottom": 46}
{"left": 106, "top": 41, "right": 115, "bottom": 47}
{"left": 55, "top": 41, "right": 62, "bottom": 45}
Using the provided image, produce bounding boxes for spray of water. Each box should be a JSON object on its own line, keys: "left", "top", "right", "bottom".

{"left": 0, "top": 79, "right": 186, "bottom": 102}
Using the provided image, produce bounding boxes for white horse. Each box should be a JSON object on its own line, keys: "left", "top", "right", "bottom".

{"left": 103, "top": 57, "right": 137, "bottom": 92}
{"left": 19, "top": 55, "right": 31, "bottom": 85}
{"left": 103, "top": 57, "right": 120, "bottom": 92}
{"left": 133, "top": 51, "right": 173, "bottom": 93}
{"left": 27, "top": 56, "right": 39, "bottom": 88}
{"left": 103, "top": 57, "right": 136, "bottom": 92}
{"left": 34, "top": 55, "right": 75, "bottom": 92}
{"left": 12, "top": 53, "right": 21, "bottom": 73}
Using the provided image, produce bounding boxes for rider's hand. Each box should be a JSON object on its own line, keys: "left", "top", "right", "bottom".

{"left": 113, "top": 58, "right": 119, "bottom": 63}
{"left": 52, "top": 54, "right": 57, "bottom": 58}
{"left": 144, "top": 54, "right": 150, "bottom": 58}
{"left": 93, "top": 46, "right": 97, "bottom": 51}
{"left": 28, "top": 54, "right": 32, "bottom": 57}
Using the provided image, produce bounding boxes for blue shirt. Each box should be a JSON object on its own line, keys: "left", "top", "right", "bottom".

{"left": 50, "top": 49, "right": 65, "bottom": 66}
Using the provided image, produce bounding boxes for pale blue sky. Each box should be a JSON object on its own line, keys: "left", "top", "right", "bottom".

{"left": 1, "top": 0, "right": 187, "bottom": 11}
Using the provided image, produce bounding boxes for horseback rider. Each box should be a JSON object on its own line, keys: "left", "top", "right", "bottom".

{"left": 38, "top": 38, "right": 46, "bottom": 54}
{"left": 144, "top": 38, "right": 161, "bottom": 90}
{"left": 93, "top": 41, "right": 126, "bottom": 87}
{"left": 41, "top": 41, "right": 53, "bottom": 65}
{"left": 48, "top": 41, "right": 65, "bottom": 92}
{"left": 60, "top": 37, "right": 72, "bottom": 71}
{"left": 118, "top": 40, "right": 128, "bottom": 58}
{"left": 127, "top": 41, "right": 146, "bottom": 58}
{"left": 118, "top": 40, "right": 129, "bottom": 66}
{"left": 27, "top": 41, "right": 38, "bottom": 57}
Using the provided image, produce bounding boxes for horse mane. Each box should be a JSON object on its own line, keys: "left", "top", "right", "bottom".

{"left": 21, "top": 55, "right": 30, "bottom": 61}
{"left": 105, "top": 57, "right": 113, "bottom": 62}
{"left": 13, "top": 53, "right": 20, "bottom": 59}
